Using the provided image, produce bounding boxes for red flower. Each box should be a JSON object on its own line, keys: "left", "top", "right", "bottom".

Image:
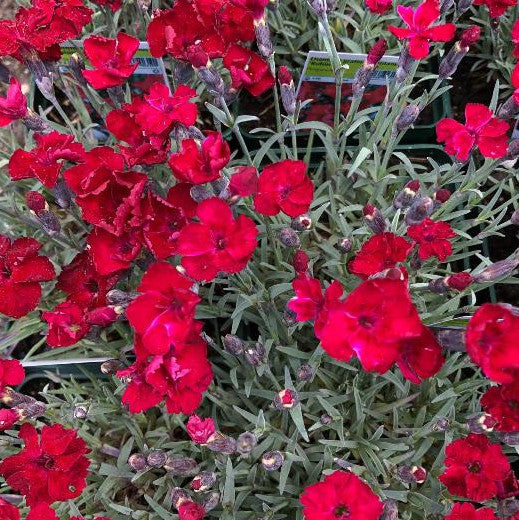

{"left": 481, "top": 381, "right": 519, "bottom": 431}
{"left": 126, "top": 262, "right": 201, "bottom": 355}
{"left": 135, "top": 83, "right": 198, "bottom": 137}
{"left": 349, "top": 232, "right": 414, "bottom": 279}
{"left": 0, "top": 0, "right": 92, "bottom": 61}
{"left": 117, "top": 334, "right": 213, "bottom": 414}
{"left": 0, "top": 358, "right": 25, "bottom": 391}
{"left": 146, "top": 0, "right": 254, "bottom": 61}
{"left": 82, "top": 32, "right": 139, "bottom": 89}
{"left": 445, "top": 272, "right": 473, "bottom": 291}
{"left": 90, "top": 0, "right": 123, "bottom": 12}
{"left": 0, "top": 423, "right": 90, "bottom": 506}
{"left": 0, "top": 78, "right": 27, "bottom": 127}
{"left": 187, "top": 415, "right": 216, "bottom": 444}
{"left": 9, "top": 131, "right": 84, "bottom": 188}
{"left": 64, "top": 147, "right": 147, "bottom": 235}
{"left": 473, "top": 0, "right": 516, "bottom": 17}
{"left": 439, "top": 433, "right": 511, "bottom": 501}
{"left": 388, "top": 0, "right": 456, "bottom": 59}
{"left": 177, "top": 197, "right": 258, "bottom": 281}
{"left": 231, "top": 0, "right": 269, "bottom": 19}
{"left": 0, "top": 497, "right": 19, "bottom": 520}
{"left": 26, "top": 504, "right": 58, "bottom": 520}
{"left": 254, "top": 160, "right": 314, "bottom": 218}
{"left": 43, "top": 301, "right": 91, "bottom": 348}
{"left": 445, "top": 503, "right": 497, "bottom": 520}
{"left": 223, "top": 44, "right": 275, "bottom": 96}
{"left": 0, "top": 409, "right": 20, "bottom": 431}
{"left": 229, "top": 166, "right": 259, "bottom": 197}
{"left": 169, "top": 132, "right": 230, "bottom": 184}
{"left": 178, "top": 501, "right": 206, "bottom": 520}
{"left": 300, "top": 470, "right": 383, "bottom": 520}
{"left": 318, "top": 278, "right": 425, "bottom": 373}
{"left": 511, "top": 63, "right": 519, "bottom": 105}
{"left": 365, "top": 0, "right": 393, "bottom": 14}
{"left": 407, "top": 218, "right": 456, "bottom": 261}
{"left": 513, "top": 20, "right": 519, "bottom": 59}
{"left": 466, "top": 303, "right": 519, "bottom": 383}
{"left": 436, "top": 104, "right": 509, "bottom": 161}
{"left": 0, "top": 235, "right": 55, "bottom": 318}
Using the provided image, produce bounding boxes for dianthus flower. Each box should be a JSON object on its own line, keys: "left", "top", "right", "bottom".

{"left": 481, "top": 380, "right": 519, "bottom": 431}
{"left": 187, "top": 415, "right": 216, "bottom": 444}
{"left": 0, "top": 497, "right": 19, "bottom": 520}
{"left": 0, "top": 358, "right": 25, "bottom": 391}
{"left": 300, "top": 470, "right": 383, "bottom": 520}
{"left": 0, "top": 423, "right": 90, "bottom": 506}
{"left": 365, "top": 0, "right": 392, "bottom": 13}
{"left": 388, "top": 0, "right": 456, "bottom": 60}
{"left": 445, "top": 503, "right": 497, "bottom": 520}
{"left": 473, "top": 0, "right": 517, "bottom": 17}
{"left": 439, "top": 433, "right": 511, "bottom": 501}
{"left": 0, "top": 78, "right": 28, "bottom": 127}
{"left": 0, "top": 235, "right": 55, "bottom": 318}
{"left": 407, "top": 217, "right": 456, "bottom": 261}
{"left": 436, "top": 103, "right": 509, "bottom": 161}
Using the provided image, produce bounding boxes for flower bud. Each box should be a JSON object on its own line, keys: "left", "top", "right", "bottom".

{"left": 0, "top": 388, "right": 33, "bottom": 407}
{"left": 27, "top": 59, "right": 55, "bottom": 102}
{"left": 367, "top": 38, "right": 388, "bottom": 66}
{"left": 473, "top": 256, "right": 519, "bottom": 283}
{"left": 106, "top": 290, "right": 137, "bottom": 308}
{"left": 445, "top": 272, "right": 473, "bottom": 291}
{"left": 396, "top": 465, "right": 427, "bottom": 484}
{"left": 405, "top": 196, "right": 434, "bottom": 225}
{"left": 191, "top": 471, "right": 216, "bottom": 492}
{"left": 297, "top": 363, "right": 314, "bottom": 381}
{"left": 274, "top": 388, "right": 300, "bottom": 410}
{"left": 380, "top": 499, "right": 399, "bottom": 520}
{"left": 433, "top": 327, "right": 465, "bottom": 352}
{"left": 52, "top": 179, "right": 73, "bottom": 209}
{"left": 197, "top": 63, "right": 226, "bottom": 100}
{"left": 428, "top": 278, "right": 448, "bottom": 294}
{"left": 433, "top": 188, "right": 451, "bottom": 204}
{"left": 171, "top": 488, "right": 190, "bottom": 509}
{"left": 73, "top": 405, "right": 88, "bottom": 419}
{"left": 434, "top": 417, "right": 450, "bottom": 431}
{"left": 201, "top": 492, "right": 220, "bottom": 512}
{"left": 101, "top": 358, "right": 124, "bottom": 375}
{"left": 26, "top": 191, "right": 46, "bottom": 214}
{"left": 352, "top": 39, "right": 387, "bottom": 98}
{"left": 223, "top": 334, "right": 244, "bottom": 355}
{"left": 278, "top": 228, "right": 301, "bottom": 247}
{"left": 291, "top": 213, "right": 312, "bottom": 231}
{"left": 396, "top": 46, "right": 415, "bottom": 84}
{"left": 147, "top": 450, "right": 167, "bottom": 468}
{"left": 137, "top": 0, "right": 152, "bottom": 10}
{"left": 498, "top": 498, "right": 519, "bottom": 518}
{"left": 309, "top": 0, "right": 328, "bottom": 18}
{"left": 255, "top": 18, "right": 273, "bottom": 58}
{"left": 190, "top": 185, "right": 213, "bottom": 204}
{"left": 261, "top": 450, "right": 284, "bottom": 471}
{"left": 320, "top": 413, "right": 332, "bottom": 425}
{"left": 497, "top": 432, "right": 519, "bottom": 446}
{"left": 236, "top": 431, "right": 258, "bottom": 455}
{"left": 511, "top": 209, "right": 519, "bottom": 226}
{"left": 283, "top": 307, "right": 298, "bottom": 326}
{"left": 457, "top": 0, "right": 474, "bottom": 13}
{"left": 207, "top": 433, "right": 237, "bottom": 455}
{"left": 336, "top": 237, "right": 352, "bottom": 253}
{"left": 244, "top": 342, "right": 266, "bottom": 366}
{"left": 363, "top": 204, "right": 387, "bottom": 233}
{"left": 69, "top": 53, "right": 88, "bottom": 89}
{"left": 22, "top": 111, "right": 50, "bottom": 133}
{"left": 439, "top": 0, "right": 454, "bottom": 12}
{"left": 467, "top": 413, "right": 498, "bottom": 433}
{"left": 395, "top": 104, "right": 420, "bottom": 133}
{"left": 128, "top": 453, "right": 148, "bottom": 472}
{"left": 164, "top": 456, "right": 199, "bottom": 476}
{"left": 498, "top": 96, "right": 519, "bottom": 120}
{"left": 393, "top": 180, "right": 420, "bottom": 209}
{"left": 505, "top": 139, "right": 519, "bottom": 164}
{"left": 293, "top": 250, "right": 309, "bottom": 274}
{"left": 37, "top": 210, "right": 61, "bottom": 235}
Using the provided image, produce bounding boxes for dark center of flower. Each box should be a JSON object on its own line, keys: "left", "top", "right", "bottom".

{"left": 36, "top": 454, "right": 55, "bottom": 470}
{"left": 334, "top": 504, "right": 350, "bottom": 518}
{"left": 216, "top": 236, "right": 226, "bottom": 250}
{"left": 358, "top": 314, "right": 375, "bottom": 329}
{"left": 468, "top": 461, "right": 482, "bottom": 473}
{"left": 510, "top": 400, "right": 519, "bottom": 410}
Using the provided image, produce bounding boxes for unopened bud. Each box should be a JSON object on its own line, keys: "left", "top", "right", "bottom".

{"left": 197, "top": 64, "right": 226, "bottom": 100}
{"left": 207, "top": 433, "right": 237, "bottom": 455}
{"left": 190, "top": 185, "right": 213, "bottom": 203}
{"left": 191, "top": 471, "right": 216, "bottom": 492}
{"left": 15, "top": 400, "right": 46, "bottom": 419}
{"left": 261, "top": 450, "right": 284, "bottom": 471}
{"left": 291, "top": 213, "right": 312, "bottom": 231}
{"left": 497, "top": 432, "right": 519, "bottom": 446}
{"left": 320, "top": 413, "right": 332, "bottom": 425}
{"left": 223, "top": 334, "right": 244, "bottom": 355}
{"left": 439, "top": 0, "right": 454, "bottom": 12}
{"left": 467, "top": 413, "right": 498, "bottom": 433}
{"left": 201, "top": 492, "right": 220, "bottom": 512}
{"left": 396, "top": 465, "right": 427, "bottom": 484}
{"left": 396, "top": 46, "right": 415, "bottom": 84}
{"left": 146, "top": 450, "right": 167, "bottom": 468}
{"left": 137, "top": 0, "right": 152, "bottom": 10}
{"left": 27, "top": 59, "right": 55, "bottom": 102}
{"left": 164, "top": 456, "right": 199, "bottom": 476}
{"left": 396, "top": 104, "right": 420, "bottom": 133}
{"left": 106, "top": 290, "right": 136, "bottom": 307}
{"left": 380, "top": 499, "right": 399, "bottom": 520}
{"left": 511, "top": 209, "right": 519, "bottom": 226}
{"left": 405, "top": 196, "right": 434, "bottom": 225}
{"left": 244, "top": 342, "right": 266, "bottom": 366}
{"left": 73, "top": 405, "right": 88, "bottom": 419}
{"left": 473, "top": 255, "right": 519, "bottom": 282}
{"left": 393, "top": 180, "right": 420, "bottom": 209}
{"left": 434, "top": 417, "right": 450, "bottom": 431}
{"left": 498, "top": 96, "right": 519, "bottom": 120}
{"left": 69, "top": 53, "right": 88, "bottom": 88}
{"left": 352, "top": 39, "right": 387, "bottom": 97}
{"left": 433, "top": 188, "right": 451, "bottom": 203}
{"left": 433, "top": 327, "right": 465, "bottom": 352}
{"left": 274, "top": 388, "right": 300, "bottom": 410}
{"left": 297, "top": 363, "right": 314, "bottom": 381}
{"left": 336, "top": 237, "right": 352, "bottom": 253}
{"left": 170, "top": 488, "right": 190, "bottom": 509}
{"left": 428, "top": 278, "right": 448, "bottom": 294}
{"left": 363, "top": 204, "right": 387, "bottom": 233}
{"left": 293, "top": 250, "right": 309, "bottom": 273}
{"left": 309, "top": 0, "right": 328, "bottom": 18}
{"left": 22, "top": 111, "right": 50, "bottom": 133}
{"left": 278, "top": 228, "right": 301, "bottom": 247}
{"left": 445, "top": 272, "right": 473, "bottom": 291}
{"left": 26, "top": 190, "right": 46, "bottom": 214}
{"left": 128, "top": 453, "right": 148, "bottom": 472}
{"left": 457, "top": 0, "right": 474, "bottom": 13}
{"left": 505, "top": 139, "right": 519, "bottom": 163}
{"left": 255, "top": 19, "right": 273, "bottom": 58}
{"left": 101, "top": 358, "right": 124, "bottom": 374}
{"left": 236, "top": 431, "right": 258, "bottom": 455}
{"left": 37, "top": 210, "right": 61, "bottom": 235}
{"left": 52, "top": 179, "right": 73, "bottom": 209}
{"left": 283, "top": 307, "right": 298, "bottom": 326}
{"left": 367, "top": 38, "right": 388, "bottom": 66}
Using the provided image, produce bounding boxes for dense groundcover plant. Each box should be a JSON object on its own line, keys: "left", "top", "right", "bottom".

{"left": 1, "top": 0, "right": 519, "bottom": 518}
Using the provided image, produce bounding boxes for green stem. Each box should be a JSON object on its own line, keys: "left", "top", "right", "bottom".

{"left": 220, "top": 98, "right": 253, "bottom": 165}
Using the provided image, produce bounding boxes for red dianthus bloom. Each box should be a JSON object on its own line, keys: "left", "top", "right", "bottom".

{"left": 0, "top": 423, "right": 90, "bottom": 507}
{"left": 473, "top": 0, "right": 517, "bottom": 17}
{"left": 254, "top": 160, "right": 314, "bottom": 218}
{"left": 466, "top": 303, "right": 519, "bottom": 383}
{"left": 0, "top": 78, "right": 27, "bottom": 127}
{"left": 187, "top": 415, "right": 216, "bottom": 444}
{"left": 0, "top": 358, "right": 25, "bottom": 391}
{"left": 439, "top": 433, "right": 511, "bottom": 501}
{"left": 300, "top": 470, "right": 383, "bottom": 520}
{"left": 0, "top": 497, "right": 19, "bottom": 520}
{"left": 177, "top": 197, "right": 258, "bottom": 281}
{"left": 445, "top": 503, "right": 497, "bottom": 520}
{"left": 388, "top": 0, "right": 456, "bottom": 60}
{"left": 0, "top": 235, "right": 55, "bottom": 318}
{"left": 407, "top": 217, "right": 456, "bottom": 262}
{"left": 9, "top": 131, "right": 84, "bottom": 188}
{"left": 436, "top": 104, "right": 509, "bottom": 161}
{"left": 348, "top": 232, "right": 414, "bottom": 279}
{"left": 169, "top": 132, "right": 230, "bottom": 184}
{"left": 178, "top": 501, "right": 206, "bottom": 520}
{"left": 481, "top": 380, "right": 519, "bottom": 431}
{"left": 365, "top": 0, "right": 393, "bottom": 13}
{"left": 82, "top": 32, "right": 139, "bottom": 89}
